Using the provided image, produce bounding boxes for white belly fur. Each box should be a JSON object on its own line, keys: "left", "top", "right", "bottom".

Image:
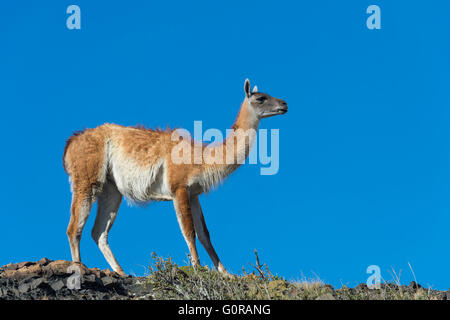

{"left": 108, "top": 144, "right": 172, "bottom": 203}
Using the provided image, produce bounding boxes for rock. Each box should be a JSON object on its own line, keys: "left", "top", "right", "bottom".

{"left": 18, "top": 283, "right": 31, "bottom": 294}
{"left": 30, "top": 278, "right": 47, "bottom": 290}
{"left": 2, "top": 263, "right": 16, "bottom": 271}
{"left": 3, "top": 261, "right": 33, "bottom": 271}
{"left": 50, "top": 280, "right": 65, "bottom": 291}
{"left": 101, "top": 276, "right": 117, "bottom": 287}
{"left": 11, "top": 288, "right": 20, "bottom": 297}
{"left": 82, "top": 274, "right": 103, "bottom": 288}
{"left": 17, "top": 261, "right": 35, "bottom": 268}
{"left": 127, "top": 281, "right": 151, "bottom": 297}
{"left": 43, "top": 269, "right": 54, "bottom": 279}
{"left": 37, "top": 258, "right": 51, "bottom": 266}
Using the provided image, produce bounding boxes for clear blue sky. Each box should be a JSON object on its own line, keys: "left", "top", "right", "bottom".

{"left": 1, "top": 1, "right": 450, "bottom": 290}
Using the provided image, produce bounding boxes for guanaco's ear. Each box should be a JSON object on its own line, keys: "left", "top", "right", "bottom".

{"left": 244, "top": 79, "right": 251, "bottom": 98}
{"left": 252, "top": 85, "right": 258, "bottom": 93}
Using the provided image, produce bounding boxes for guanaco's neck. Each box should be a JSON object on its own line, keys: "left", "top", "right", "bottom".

{"left": 226, "top": 99, "right": 260, "bottom": 166}
{"left": 200, "top": 99, "right": 260, "bottom": 188}
{"left": 231, "top": 99, "right": 260, "bottom": 132}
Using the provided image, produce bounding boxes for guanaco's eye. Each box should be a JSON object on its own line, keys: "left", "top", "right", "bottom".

{"left": 256, "top": 96, "right": 267, "bottom": 103}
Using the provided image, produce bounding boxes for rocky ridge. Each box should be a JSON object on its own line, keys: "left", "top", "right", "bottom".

{"left": 0, "top": 258, "right": 150, "bottom": 300}
{"left": 1, "top": 258, "right": 449, "bottom": 300}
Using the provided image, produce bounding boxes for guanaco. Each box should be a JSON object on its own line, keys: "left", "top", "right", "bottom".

{"left": 63, "top": 79, "right": 288, "bottom": 275}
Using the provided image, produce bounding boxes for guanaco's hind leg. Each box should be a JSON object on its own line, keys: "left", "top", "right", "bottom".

{"left": 190, "top": 195, "right": 229, "bottom": 275}
{"left": 67, "top": 192, "right": 94, "bottom": 263}
{"left": 91, "top": 181, "right": 124, "bottom": 274}
{"left": 173, "top": 188, "right": 200, "bottom": 267}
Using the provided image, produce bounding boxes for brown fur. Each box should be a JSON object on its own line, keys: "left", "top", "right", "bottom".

{"left": 64, "top": 126, "right": 109, "bottom": 196}
{"left": 63, "top": 130, "right": 86, "bottom": 173}
{"left": 173, "top": 188, "right": 200, "bottom": 265}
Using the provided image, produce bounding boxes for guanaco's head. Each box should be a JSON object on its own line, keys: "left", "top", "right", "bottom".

{"left": 244, "top": 78, "right": 288, "bottom": 119}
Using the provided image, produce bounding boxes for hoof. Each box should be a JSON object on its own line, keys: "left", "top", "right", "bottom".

{"left": 218, "top": 263, "right": 232, "bottom": 277}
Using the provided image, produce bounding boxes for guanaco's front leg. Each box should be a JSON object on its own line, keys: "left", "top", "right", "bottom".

{"left": 190, "top": 195, "right": 229, "bottom": 275}
{"left": 173, "top": 188, "right": 200, "bottom": 266}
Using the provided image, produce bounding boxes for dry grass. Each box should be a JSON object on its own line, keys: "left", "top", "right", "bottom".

{"left": 145, "top": 252, "right": 445, "bottom": 300}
